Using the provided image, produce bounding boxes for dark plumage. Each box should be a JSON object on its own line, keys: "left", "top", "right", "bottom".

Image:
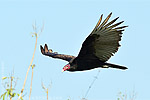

{"left": 40, "top": 13, "right": 128, "bottom": 72}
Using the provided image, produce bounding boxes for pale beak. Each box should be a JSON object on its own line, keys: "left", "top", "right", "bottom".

{"left": 62, "top": 69, "right": 64, "bottom": 72}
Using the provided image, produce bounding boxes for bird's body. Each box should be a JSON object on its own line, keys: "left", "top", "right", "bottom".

{"left": 40, "top": 12, "right": 128, "bottom": 72}
{"left": 68, "top": 56, "right": 105, "bottom": 71}
{"left": 67, "top": 56, "right": 127, "bottom": 71}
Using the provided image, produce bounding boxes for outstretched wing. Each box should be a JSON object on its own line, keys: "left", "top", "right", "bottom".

{"left": 77, "top": 12, "right": 127, "bottom": 62}
{"left": 40, "top": 44, "right": 76, "bottom": 62}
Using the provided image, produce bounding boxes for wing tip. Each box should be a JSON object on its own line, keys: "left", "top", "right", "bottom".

{"left": 44, "top": 44, "right": 48, "bottom": 53}
{"left": 40, "top": 45, "right": 44, "bottom": 54}
{"left": 109, "top": 12, "right": 112, "bottom": 16}
{"left": 40, "top": 44, "right": 49, "bottom": 54}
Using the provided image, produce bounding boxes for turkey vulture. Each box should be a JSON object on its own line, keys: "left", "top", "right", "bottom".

{"left": 40, "top": 13, "right": 128, "bottom": 72}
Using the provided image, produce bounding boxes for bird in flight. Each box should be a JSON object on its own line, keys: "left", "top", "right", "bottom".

{"left": 40, "top": 12, "right": 128, "bottom": 72}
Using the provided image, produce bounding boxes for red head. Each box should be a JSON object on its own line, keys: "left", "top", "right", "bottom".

{"left": 62, "top": 64, "right": 70, "bottom": 72}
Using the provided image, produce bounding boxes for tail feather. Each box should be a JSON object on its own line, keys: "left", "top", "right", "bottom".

{"left": 105, "top": 63, "right": 127, "bottom": 70}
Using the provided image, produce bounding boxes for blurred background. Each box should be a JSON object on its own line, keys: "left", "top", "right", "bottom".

{"left": 0, "top": 0, "right": 150, "bottom": 100}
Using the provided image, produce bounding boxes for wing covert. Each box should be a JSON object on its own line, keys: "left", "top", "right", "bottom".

{"left": 40, "top": 44, "right": 76, "bottom": 62}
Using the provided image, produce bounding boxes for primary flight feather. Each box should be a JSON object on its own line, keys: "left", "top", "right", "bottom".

{"left": 40, "top": 12, "right": 128, "bottom": 72}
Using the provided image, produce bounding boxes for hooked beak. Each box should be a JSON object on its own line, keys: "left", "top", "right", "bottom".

{"left": 62, "top": 69, "right": 64, "bottom": 72}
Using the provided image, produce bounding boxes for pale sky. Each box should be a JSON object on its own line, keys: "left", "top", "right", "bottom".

{"left": 0, "top": 1, "right": 150, "bottom": 100}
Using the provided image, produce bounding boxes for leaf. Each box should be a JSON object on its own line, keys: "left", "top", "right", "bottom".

{"left": 0, "top": 92, "right": 7, "bottom": 99}
{"left": 7, "top": 90, "right": 10, "bottom": 97}
{"left": 2, "top": 77, "right": 7, "bottom": 80}
{"left": 17, "top": 93, "right": 20, "bottom": 96}
{"left": 31, "top": 64, "right": 35, "bottom": 69}
{"left": 2, "top": 92, "right": 6, "bottom": 100}
{"left": 35, "top": 33, "right": 37, "bottom": 37}
{"left": 12, "top": 93, "right": 16, "bottom": 97}
{"left": 21, "top": 96, "right": 23, "bottom": 100}
{"left": 3, "top": 95, "right": 5, "bottom": 100}
{"left": 10, "top": 92, "right": 13, "bottom": 96}
{"left": 0, "top": 94, "right": 3, "bottom": 99}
